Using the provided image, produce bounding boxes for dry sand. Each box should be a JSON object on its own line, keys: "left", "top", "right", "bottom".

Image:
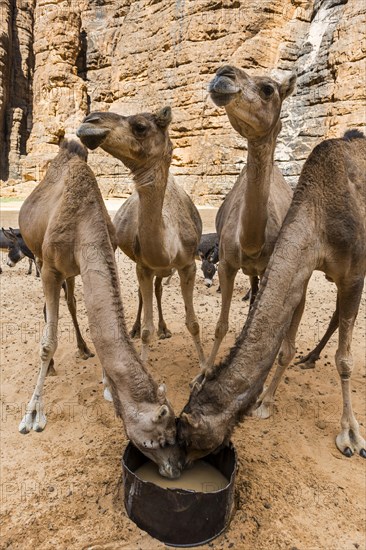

{"left": 1, "top": 207, "right": 365, "bottom": 550}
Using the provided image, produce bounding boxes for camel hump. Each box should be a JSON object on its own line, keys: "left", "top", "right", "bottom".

{"left": 60, "top": 138, "right": 88, "bottom": 161}
{"left": 343, "top": 129, "right": 365, "bottom": 141}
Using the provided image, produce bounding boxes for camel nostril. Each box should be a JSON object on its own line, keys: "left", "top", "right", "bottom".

{"left": 84, "top": 115, "right": 101, "bottom": 124}
{"left": 216, "top": 65, "right": 236, "bottom": 79}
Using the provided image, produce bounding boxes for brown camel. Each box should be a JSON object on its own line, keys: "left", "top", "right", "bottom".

{"left": 205, "top": 65, "right": 296, "bottom": 369}
{"left": 18, "top": 140, "right": 183, "bottom": 478}
{"left": 178, "top": 130, "right": 366, "bottom": 462}
{"left": 77, "top": 106, "right": 205, "bottom": 366}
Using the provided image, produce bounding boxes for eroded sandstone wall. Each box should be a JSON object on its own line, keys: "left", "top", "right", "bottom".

{"left": 0, "top": 0, "right": 35, "bottom": 181}
{"left": 1, "top": 0, "right": 365, "bottom": 202}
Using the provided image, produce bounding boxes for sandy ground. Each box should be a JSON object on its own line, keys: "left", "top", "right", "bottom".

{"left": 0, "top": 207, "right": 365, "bottom": 550}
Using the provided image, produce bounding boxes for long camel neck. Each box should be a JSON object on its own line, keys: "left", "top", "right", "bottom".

{"left": 208, "top": 206, "right": 318, "bottom": 416}
{"left": 134, "top": 157, "right": 171, "bottom": 268}
{"left": 78, "top": 218, "right": 157, "bottom": 412}
{"left": 240, "top": 130, "right": 278, "bottom": 257}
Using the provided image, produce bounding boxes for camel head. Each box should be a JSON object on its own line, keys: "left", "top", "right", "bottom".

{"left": 77, "top": 107, "right": 173, "bottom": 171}
{"left": 178, "top": 409, "right": 231, "bottom": 465}
{"left": 208, "top": 65, "right": 296, "bottom": 139}
{"left": 177, "top": 380, "right": 235, "bottom": 465}
{"left": 124, "top": 384, "right": 185, "bottom": 478}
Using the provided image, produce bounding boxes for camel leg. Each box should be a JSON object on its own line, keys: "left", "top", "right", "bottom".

{"left": 206, "top": 260, "right": 238, "bottom": 372}
{"left": 297, "top": 295, "right": 339, "bottom": 369}
{"left": 130, "top": 287, "right": 143, "bottom": 339}
{"left": 64, "top": 277, "right": 94, "bottom": 360}
{"left": 155, "top": 277, "right": 172, "bottom": 339}
{"left": 164, "top": 268, "right": 176, "bottom": 285}
{"left": 136, "top": 265, "right": 154, "bottom": 363}
{"left": 27, "top": 258, "right": 33, "bottom": 275}
{"left": 334, "top": 279, "right": 365, "bottom": 458}
{"left": 19, "top": 269, "right": 62, "bottom": 433}
{"left": 35, "top": 260, "right": 41, "bottom": 278}
{"left": 253, "top": 280, "right": 309, "bottom": 419}
{"left": 42, "top": 301, "right": 56, "bottom": 376}
{"left": 178, "top": 263, "right": 205, "bottom": 368}
{"left": 249, "top": 275, "right": 260, "bottom": 308}
{"left": 242, "top": 288, "right": 250, "bottom": 301}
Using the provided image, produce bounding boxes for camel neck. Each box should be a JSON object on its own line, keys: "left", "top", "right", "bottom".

{"left": 133, "top": 158, "right": 172, "bottom": 268}
{"left": 240, "top": 132, "right": 277, "bottom": 258}
{"left": 78, "top": 216, "right": 156, "bottom": 407}
{"left": 213, "top": 208, "right": 318, "bottom": 414}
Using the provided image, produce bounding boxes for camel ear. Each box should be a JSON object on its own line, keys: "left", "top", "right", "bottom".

{"left": 153, "top": 404, "right": 169, "bottom": 423}
{"left": 155, "top": 106, "right": 172, "bottom": 128}
{"left": 181, "top": 412, "right": 201, "bottom": 429}
{"left": 157, "top": 383, "right": 167, "bottom": 404}
{"left": 279, "top": 72, "right": 297, "bottom": 100}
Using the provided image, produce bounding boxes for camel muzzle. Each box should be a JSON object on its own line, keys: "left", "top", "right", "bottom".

{"left": 208, "top": 75, "right": 240, "bottom": 106}
{"left": 76, "top": 124, "right": 109, "bottom": 150}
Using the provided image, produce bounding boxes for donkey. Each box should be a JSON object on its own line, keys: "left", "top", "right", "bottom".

{"left": 197, "top": 233, "right": 219, "bottom": 287}
{"left": 1, "top": 228, "right": 40, "bottom": 276}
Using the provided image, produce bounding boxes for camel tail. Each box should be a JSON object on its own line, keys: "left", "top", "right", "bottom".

{"left": 60, "top": 138, "right": 88, "bottom": 161}
{"left": 343, "top": 129, "right": 365, "bottom": 141}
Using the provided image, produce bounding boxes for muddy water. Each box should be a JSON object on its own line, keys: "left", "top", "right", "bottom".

{"left": 135, "top": 460, "right": 228, "bottom": 493}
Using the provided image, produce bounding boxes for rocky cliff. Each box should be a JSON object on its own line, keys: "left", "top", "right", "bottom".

{"left": 1, "top": 0, "right": 365, "bottom": 203}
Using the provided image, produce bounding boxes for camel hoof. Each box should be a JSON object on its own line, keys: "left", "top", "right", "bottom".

{"left": 343, "top": 447, "right": 353, "bottom": 457}
{"left": 296, "top": 354, "right": 318, "bottom": 369}
{"left": 79, "top": 346, "right": 94, "bottom": 360}
{"left": 19, "top": 410, "right": 47, "bottom": 433}
{"left": 300, "top": 362, "right": 316, "bottom": 370}
{"left": 19, "top": 423, "right": 31, "bottom": 435}
{"left": 103, "top": 386, "right": 113, "bottom": 402}
{"left": 158, "top": 328, "right": 172, "bottom": 340}
{"left": 359, "top": 449, "right": 366, "bottom": 458}
{"left": 33, "top": 421, "right": 46, "bottom": 432}
{"left": 190, "top": 372, "right": 206, "bottom": 392}
{"left": 130, "top": 327, "right": 141, "bottom": 339}
{"left": 19, "top": 412, "right": 34, "bottom": 434}
{"left": 250, "top": 402, "right": 272, "bottom": 419}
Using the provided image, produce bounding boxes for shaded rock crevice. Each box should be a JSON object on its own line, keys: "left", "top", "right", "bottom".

{"left": 1, "top": 0, "right": 35, "bottom": 180}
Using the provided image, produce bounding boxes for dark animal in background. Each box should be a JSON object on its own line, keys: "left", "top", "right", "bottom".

{"left": 197, "top": 232, "right": 252, "bottom": 299}
{"left": 197, "top": 233, "right": 219, "bottom": 287}
{"left": 1, "top": 228, "right": 40, "bottom": 276}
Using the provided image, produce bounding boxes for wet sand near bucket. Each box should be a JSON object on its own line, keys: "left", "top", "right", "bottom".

{"left": 135, "top": 459, "right": 229, "bottom": 492}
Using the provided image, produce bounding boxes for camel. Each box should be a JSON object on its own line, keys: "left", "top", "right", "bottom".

{"left": 18, "top": 140, "right": 183, "bottom": 478}
{"left": 178, "top": 130, "right": 366, "bottom": 463}
{"left": 204, "top": 65, "right": 296, "bottom": 370}
{"left": 76, "top": 106, "right": 205, "bottom": 366}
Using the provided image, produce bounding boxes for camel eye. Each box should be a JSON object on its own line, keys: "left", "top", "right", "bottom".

{"left": 133, "top": 122, "right": 148, "bottom": 135}
{"left": 261, "top": 84, "right": 274, "bottom": 97}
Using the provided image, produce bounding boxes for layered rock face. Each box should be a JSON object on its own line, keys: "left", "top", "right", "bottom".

{"left": 1, "top": 0, "right": 365, "bottom": 202}
{"left": 0, "top": 0, "right": 36, "bottom": 181}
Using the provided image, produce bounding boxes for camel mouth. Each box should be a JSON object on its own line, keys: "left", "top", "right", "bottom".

{"left": 158, "top": 463, "right": 182, "bottom": 479}
{"left": 208, "top": 75, "right": 240, "bottom": 107}
{"left": 209, "top": 90, "right": 239, "bottom": 107}
{"left": 76, "top": 124, "right": 109, "bottom": 150}
{"left": 208, "top": 72, "right": 240, "bottom": 101}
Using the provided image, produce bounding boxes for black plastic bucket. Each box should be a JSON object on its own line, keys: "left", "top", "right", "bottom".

{"left": 122, "top": 442, "right": 237, "bottom": 547}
